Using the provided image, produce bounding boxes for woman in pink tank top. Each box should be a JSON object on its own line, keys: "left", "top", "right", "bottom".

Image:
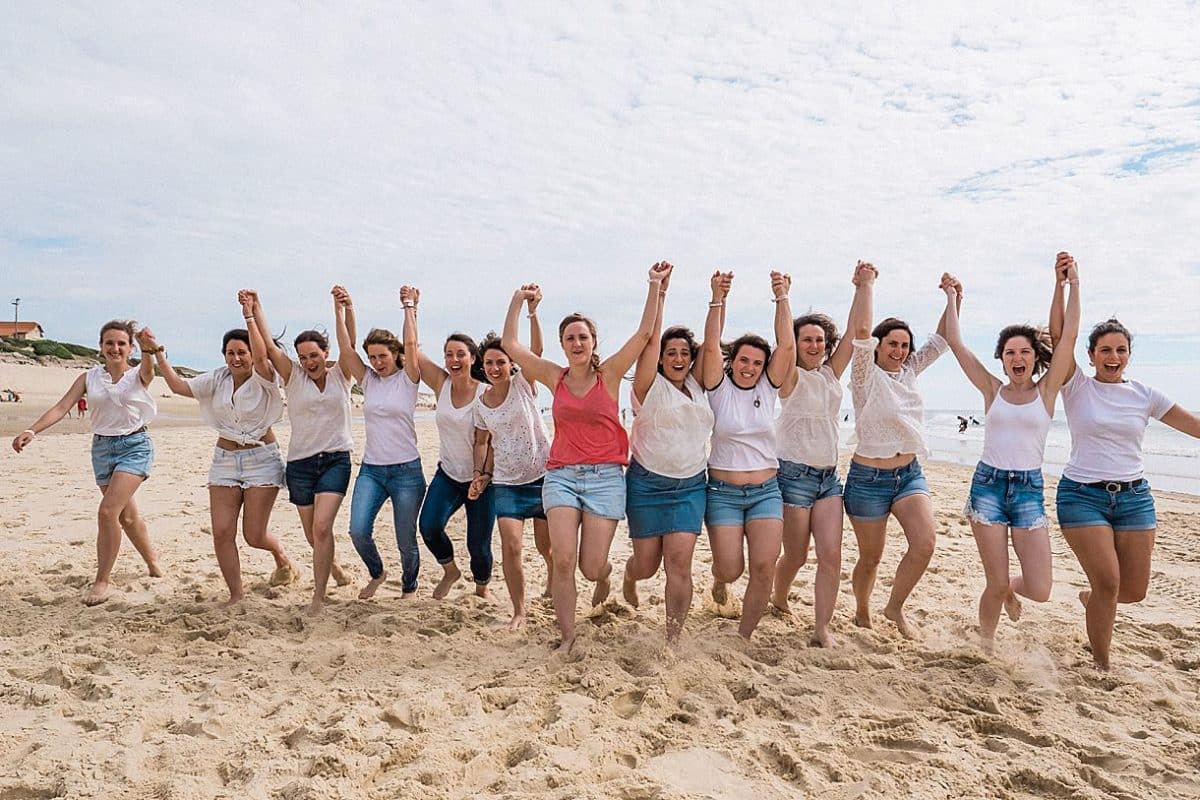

{"left": 502, "top": 262, "right": 672, "bottom": 654}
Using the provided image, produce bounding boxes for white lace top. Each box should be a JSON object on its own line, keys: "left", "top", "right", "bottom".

{"left": 777, "top": 364, "right": 843, "bottom": 469}
{"left": 848, "top": 333, "right": 946, "bottom": 459}
{"left": 473, "top": 373, "right": 550, "bottom": 486}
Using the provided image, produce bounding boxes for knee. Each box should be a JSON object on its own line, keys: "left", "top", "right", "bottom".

{"left": 118, "top": 508, "right": 140, "bottom": 528}
{"left": 311, "top": 525, "right": 333, "bottom": 544}
{"left": 242, "top": 528, "right": 270, "bottom": 548}
{"left": 663, "top": 554, "right": 692, "bottom": 578}
{"left": 908, "top": 534, "right": 936, "bottom": 561}
{"left": 1090, "top": 572, "right": 1120, "bottom": 600}
{"left": 501, "top": 540, "right": 522, "bottom": 561}
{"left": 855, "top": 553, "right": 881, "bottom": 572}
{"left": 551, "top": 552, "right": 576, "bottom": 573}
{"left": 579, "top": 560, "right": 608, "bottom": 582}
{"left": 712, "top": 563, "right": 743, "bottom": 583}
{"left": 211, "top": 524, "right": 238, "bottom": 545}
{"left": 1118, "top": 585, "right": 1147, "bottom": 604}
{"left": 97, "top": 503, "right": 122, "bottom": 524}
{"left": 1026, "top": 583, "right": 1052, "bottom": 603}
{"left": 981, "top": 580, "right": 1009, "bottom": 600}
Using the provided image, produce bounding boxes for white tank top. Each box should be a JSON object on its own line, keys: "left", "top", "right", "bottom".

{"left": 706, "top": 375, "right": 779, "bottom": 471}
{"left": 362, "top": 369, "right": 420, "bottom": 465}
{"left": 86, "top": 365, "right": 156, "bottom": 436}
{"left": 435, "top": 380, "right": 485, "bottom": 482}
{"left": 978, "top": 390, "right": 1052, "bottom": 471}
{"left": 776, "top": 364, "right": 842, "bottom": 468}
{"left": 630, "top": 373, "right": 713, "bottom": 478}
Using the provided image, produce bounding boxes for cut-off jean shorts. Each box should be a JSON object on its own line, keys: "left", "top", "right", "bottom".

{"left": 542, "top": 464, "right": 626, "bottom": 520}
{"left": 1055, "top": 476, "right": 1157, "bottom": 532}
{"left": 286, "top": 450, "right": 352, "bottom": 506}
{"left": 777, "top": 460, "right": 843, "bottom": 508}
{"left": 91, "top": 429, "right": 153, "bottom": 486}
{"left": 842, "top": 459, "right": 930, "bottom": 521}
{"left": 704, "top": 476, "right": 784, "bottom": 528}
{"left": 493, "top": 478, "right": 547, "bottom": 521}
{"left": 208, "top": 442, "right": 286, "bottom": 489}
{"left": 625, "top": 459, "right": 706, "bottom": 538}
{"left": 964, "top": 462, "right": 1047, "bottom": 530}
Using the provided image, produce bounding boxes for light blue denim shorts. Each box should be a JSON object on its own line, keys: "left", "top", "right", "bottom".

{"left": 843, "top": 460, "right": 930, "bottom": 521}
{"left": 964, "top": 463, "right": 1046, "bottom": 529}
{"left": 777, "top": 460, "right": 843, "bottom": 508}
{"left": 1056, "top": 477, "right": 1157, "bottom": 532}
{"left": 208, "top": 442, "right": 286, "bottom": 489}
{"left": 91, "top": 429, "right": 154, "bottom": 486}
{"left": 704, "top": 476, "right": 784, "bottom": 528}
{"left": 542, "top": 464, "right": 626, "bottom": 520}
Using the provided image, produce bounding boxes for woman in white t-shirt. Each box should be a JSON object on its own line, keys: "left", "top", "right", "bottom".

{"left": 941, "top": 254, "right": 1080, "bottom": 650}
{"left": 843, "top": 262, "right": 954, "bottom": 639}
{"left": 12, "top": 320, "right": 162, "bottom": 606}
{"left": 247, "top": 290, "right": 355, "bottom": 616}
{"left": 468, "top": 288, "right": 552, "bottom": 630}
{"left": 331, "top": 286, "right": 426, "bottom": 602}
{"left": 770, "top": 265, "right": 870, "bottom": 648}
{"left": 140, "top": 293, "right": 298, "bottom": 606}
{"left": 1051, "top": 288, "right": 1200, "bottom": 669}
{"left": 406, "top": 286, "right": 496, "bottom": 600}
{"left": 622, "top": 265, "right": 715, "bottom": 644}
{"left": 700, "top": 270, "right": 796, "bottom": 640}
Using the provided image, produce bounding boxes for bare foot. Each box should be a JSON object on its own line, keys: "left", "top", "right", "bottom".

{"left": 399, "top": 591, "right": 416, "bottom": 601}
{"left": 622, "top": 573, "right": 639, "bottom": 608}
{"left": 711, "top": 581, "right": 729, "bottom": 605}
{"left": 1004, "top": 591, "right": 1023, "bottom": 622}
{"left": 853, "top": 609, "right": 873, "bottom": 629}
{"left": 769, "top": 598, "right": 794, "bottom": 617}
{"left": 359, "top": 571, "right": 387, "bottom": 600}
{"left": 882, "top": 605, "right": 918, "bottom": 639}
{"left": 554, "top": 635, "right": 576, "bottom": 656}
{"left": 708, "top": 583, "right": 742, "bottom": 619}
{"left": 306, "top": 595, "right": 324, "bottom": 617}
{"left": 810, "top": 628, "right": 837, "bottom": 648}
{"left": 507, "top": 612, "right": 526, "bottom": 631}
{"left": 221, "top": 593, "right": 245, "bottom": 608}
{"left": 591, "top": 564, "right": 612, "bottom": 607}
{"left": 475, "top": 583, "right": 492, "bottom": 599}
{"left": 269, "top": 562, "right": 299, "bottom": 587}
{"left": 1078, "top": 589, "right": 1091, "bottom": 608}
{"left": 83, "top": 581, "right": 112, "bottom": 606}
{"left": 540, "top": 585, "right": 553, "bottom": 599}
{"left": 433, "top": 563, "right": 461, "bottom": 599}
{"left": 330, "top": 562, "right": 351, "bottom": 587}
{"left": 147, "top": 562, "right": 165, "bottom": 578}
{"left": 980, "top": 635, "right": 995, "bottom": 656}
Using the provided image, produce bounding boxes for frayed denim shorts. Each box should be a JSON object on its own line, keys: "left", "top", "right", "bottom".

{"left": 1055, "top": 476, "right": 1157, "bottom": 532}
{"left": 704, "top": 476, "right": 784, "bottom": 528}
{"left": 843, "top": 459, "right": 929, "bottom": 521}
{"left": 542, "top": 463, "right": 625, "bottom": 520}
{"left": 209, "top": 442, "right": 286, "bottom": 489}
{"left": 964, "top": 463, "right": 1047, "bottom": 530}
{"left": 778, "top": 460, "right": 843, "bottom": 508}
{"left": 91, "top": 429, "right": 154, "bottom": 486}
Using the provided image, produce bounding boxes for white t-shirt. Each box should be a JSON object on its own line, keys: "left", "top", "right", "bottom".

{"left": 361, "top": 369, "right": 420, "bottom": 465}
{"left": 848, "top": 334, "right": 946, "bottom": 459}
{"left": 473, "top": 373, "right": 550, "bottom": 486}
{"left": 436, "top": 380, "right": 485, "bottom": 482}
{"left": 630, "top": 373, "right": 713, "bottom": 478}
{"left": 187, "top": 366, "right": 284, "bottom": 446}
{"left": 283, "top": 362, "right": 354, "bottom": 461}
{"left": 86, "top": 365, "right": 157, "bottom": 436}
{"left": 1061, "top": 368, "right": 1173, "bottom": 482}
{"left": 707, "top": 374, "right": 779, "bottom": 471}
{"left": 776, "top": 364, "right": 843, "bottom": 469}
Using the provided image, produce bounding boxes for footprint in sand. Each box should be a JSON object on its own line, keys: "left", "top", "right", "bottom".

{"left": 613, "top": 689, "right": 647, "bottom": 719}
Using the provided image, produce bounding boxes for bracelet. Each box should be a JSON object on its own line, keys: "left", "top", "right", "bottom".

{"left": 403, "top": 302, "right": 416, "bottom": 309}
{"left": 771, "top": 297, "right": 789, "bottom": 303}
{"left": 22, "top": 429, "right": 35, "bottom": 438}
{"left": 244, "top": 316, "right": 255, "bottom": 322}
{"left": 142, "top": 346, "right": 164, "bottom": 355}
{"left": 527, "top": 312, "right": 538, "bottom": 319}
{"left": 708, "top": 301, "right": 724, "bottom": 308}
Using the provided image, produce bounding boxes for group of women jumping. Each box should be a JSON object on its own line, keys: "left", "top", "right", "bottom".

{"left": 12, "top": 253, "right": 1200, "bottom": 669}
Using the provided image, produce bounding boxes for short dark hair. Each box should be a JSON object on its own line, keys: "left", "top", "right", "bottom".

{"left": 294, "top": 329, "right": 329, "bottom": 352}
{"left": 994, "top": 325, "right": 1053, "bottom": 375}
{"left": 1087, "top": 318, "right": 1132, "bottom": 353}
{"left": 222, "top": 328, "right": 251, "bottom": 354}
{"left": 722, "top": 333, "right": 772, "bottom": 372}
{"left": 363, "top": 328, "right": 403, "bottom": 362}
{"left": 793, "top": 313, "right": 839, "bottom": 362}
{"left": 658, "top": 325, "right": 700, "bottom": 376}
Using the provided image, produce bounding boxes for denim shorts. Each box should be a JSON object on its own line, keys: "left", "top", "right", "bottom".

{"left": 1055, "top": 476, "right": 1157, "bottom": 532}
{"left": 843, "top": 460, "right": 930, "bottom": 521}
{"left": 91, "top": 429, "right": 154, "bottom": 486}
{"left": 286, "top": 450, "right": 352, "bottom": 506}
{"left": 777, "top": 460, "right": 843, "bottom": 508}
{"left": 964, "top": 463, "right": 1046, "bottom": 529}
{"left": 208, "top": 442, "right": 286, "bottom": 489}
{"left": 704, "top": 476, "right": 784, "bottom": 528}
{"left": 542, "top": 463, "right": 625, "bottom": 520}
{"left": 625, "top": 459, "right": 706, "bottom": 538}
{"left": 494, "top": 478, "right": 547, "bottom": 521}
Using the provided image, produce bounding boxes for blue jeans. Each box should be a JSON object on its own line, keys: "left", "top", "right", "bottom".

{"left": 349, "top": 460, "right": 427, "bottom": 592}
{"left": 965, "top": 463, "right": 1047, "bottom": 529}
{"left": 418, "top": 465, "right": 496, "bottom": 585}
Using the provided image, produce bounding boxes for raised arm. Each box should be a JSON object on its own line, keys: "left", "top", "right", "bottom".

{"left": 134, "top": 328, "right": 157, "bottom": 388}
{"left": 938, "top": 273, "right": 1000, "bottom": 403}
{"left": 849, "top": 262, "right": 878, "bottom": 391}
{"left": 701, "top": 270, "right": 732, "bottom": 390}
{"left": 527, "top": 286, "right": 544, "bottom": 358}
{"left": 10, "top": 372, "right": 88, "bottom": 452}
{"left": 242, "top": 290, "right": 292, "bottom": 383}
{"left": 828, "top": 262, "right": 874, "bottom": 379}
{"left": 632, "top": 266, "right": 668, "bottom": 404}
{"left": 766, "top": 270, "right": 796, "bottom": 388}
{"left": 1047, "top": 252, "right": 1077, "bottom": 384}
{"left": 1039, "top": 258, "right": 1081, "bottom": 405}
{"left": 240, "top": 290, "right": 276, "bottom": 381}
{"left": 401, "top": 286, "right": 448, "bottom": 394}
{"left": 933, "top": 277, "right": 964, "bottom": 340}
{"left": 601, "top": 262, "right": 671, "bottom": 395}
{"left": 501, "top": 286, "right": 561, "bottom": 389}
{"left": 137, "top": 328, "right": 193, "bottom": 397}
{"left": 332, "top": 285, "right": 367, "bottom": 384}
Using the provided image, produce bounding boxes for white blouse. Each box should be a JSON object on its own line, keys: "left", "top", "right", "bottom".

{"left": 86, "top": 365, "right": 156, "bottom": 436}
{"left": 777, "top": 364, "right": 843, "bottom": 469}
{"left": 187, "top": 366, "right": 284, "bottom": 446}
{"left": 361, "top": 369, "right": 421, "bottom": 466}
{"left": 436, "top": 380, "right": 485, "bottom": 483}
{"left": 848, "top": 333, "right": 946, "bottom": 459}
{"left": 283, "top": 362, "right": 354, "bottom": 461}
{"left": 473, "top": 373, "right": 550, "bottom": 486}
{"left": 631, "top": 373, "right": 713, "bottom": 478}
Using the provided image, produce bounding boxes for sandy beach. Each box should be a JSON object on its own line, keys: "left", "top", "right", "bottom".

{"left": 2, "top": 364, "right": 1200, "bottom": 799}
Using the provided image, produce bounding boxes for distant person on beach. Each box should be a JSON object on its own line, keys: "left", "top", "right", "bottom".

{"left": 139, "top": 296, "right": 299, "bottom": 606}
{"left": 941, "top": 257, "right": 1079, "bottom": 651}
{"left": 771, "top": 263, "right": 871, "bottom": 647}
{"left": 330, "top": 285, "right": 426, "bottom": 601}
{"left": 957, "top": 416, "right": 968, "bottom": 433}
{"left": 502, "top": 262, "right": 668, "bottom": 654}
{"left": 11, "top": 320, "right": 162, "bottom": 605}
{"left": 622, "top": 265, "right": 714, "bottom": 645}
{"left": 76, "top": 396, "right": 87, "bottom": 418}
{"left": 471, "top": 287, "right": 553, "bottom": 630}
{"left": 1050, "top": 256, "right": 1200, "bottom": 669}
{"left": 700, "top": 269, "right": 795, "bottom": 640}
{"left": 408, "top": 293, "right": 495, "bottom": 601}
{"left": 245, "top": 290, "right": 354, "bottom": 616}
{"left": 844, "top": 262, "right": 954, "bottom": 639}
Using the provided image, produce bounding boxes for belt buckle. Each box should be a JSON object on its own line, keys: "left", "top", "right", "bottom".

{"left": 1104, "top": 481, "right": 1122, "bottom": 493}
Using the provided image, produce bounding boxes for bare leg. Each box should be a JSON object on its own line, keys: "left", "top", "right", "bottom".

{"left": 240, "top": 485, "right": 295, "bottom": 586}
{"left": 497, "top": 518, "right": 527, "bottom": 629}
{"left": 848, "top": 516, "right": 887, "bottom": 629}
{"left": 89, "top": 474, "right": 146, "bottom": 605}
{"left": 546, "top": 507, "right": 582, "bottom": 653}
{"left": 707, "top": 525, "right": 746, "bottom": 618}
{"left": 883, "top": 493, "right": 937, "bottom": 639}
{"left": 1010, "top": 527, "right": 1053, "bottom": 604}
{"left": 115, "top": 492, "right": 161, "bottom": 576}
{"left": 771, "top": 505, "right": 812, "bottom": 614}
{"left": 209, "top": 486, "right": 246, "bottom": 605}
{"left": 661, "top": 533, "right": 698, "bottom": 643}
{"left": 809, "top": 496, "right": 844, "bottom": 647}
{"left": 303, "top": 492, "right": 345, "bottom": 616}
{"left": 579, "top": 513, "right": 618, "bottom": 607}
{"left": 532, "top": 517, "right": 553, "bottom": 597}
{"left": 1063, "top": 525, "right": 1122, "bottom": 669}
{"left": 740, "top": 518, "right": 783, "bottom": 639}
{"left": 623, "top": 537, "right": 664, "bottom": 608}
{"left": 971, "top": 521, "right": 1011, "bottom": 648}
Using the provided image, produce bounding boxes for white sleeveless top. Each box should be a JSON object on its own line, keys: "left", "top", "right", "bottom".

{"left": 86, "top": 365, "right": 156, "bottom": 436}
{"left": 848, "top": 334, "right": 946, "bottom": 459}
{"left": 776, "top": 364, "right": 842, "bottom": 469}
{"left": 284, "top": 362, "right": 354, "bottom": 461}
{"left": 362, "top": 369, "right": 420, "bottom": 465}
{"left": 473, "top": 373, "right": 551, "bottom": 486}
{"left": 436, "top": 380, "right": 485, "bottom": 482}
{"left": 707, "top": 374, "right": 779, "bottom": 471}
{"left": 979, "top": 390, "right": 1052, "bottom": 471}
{"left": 631, "top": 373, "right": 713, "bottom": 478}
{"left": 188, "top": 366, "right": 284, "bottom": 446}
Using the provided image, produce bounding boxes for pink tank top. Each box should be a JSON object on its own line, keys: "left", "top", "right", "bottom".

{"left": 546, "top": 370, "right": 629, "bottom": 469}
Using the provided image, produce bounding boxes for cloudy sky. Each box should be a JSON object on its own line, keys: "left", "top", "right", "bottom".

{"left": 3, "top": 3, "right": 1198, "bottom": 409}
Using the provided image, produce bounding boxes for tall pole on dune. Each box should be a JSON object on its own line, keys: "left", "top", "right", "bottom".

{"left": 10, "top": 298, "right": 18, "bottom": 333}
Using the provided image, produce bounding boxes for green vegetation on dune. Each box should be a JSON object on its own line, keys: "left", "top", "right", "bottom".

{"left": 1, "top": 336, "right": 200, "bottom": 376}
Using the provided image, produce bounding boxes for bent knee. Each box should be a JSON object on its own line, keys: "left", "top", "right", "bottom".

{"left": 712, "top": 564, "right": 744, "bottom": 583}
{"left": 1118, "top": 586, "right": 1148, "bottom": 604}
